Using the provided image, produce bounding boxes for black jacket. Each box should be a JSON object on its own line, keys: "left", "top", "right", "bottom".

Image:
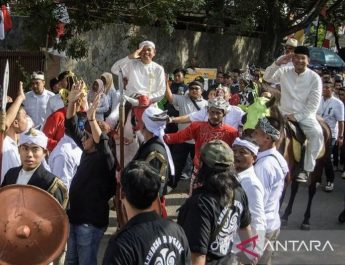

{"left": 133, "top": 136, "right": 170, "bottom": 195}
{"left": 2, "top": 163, "right": 66, "bottom": 205}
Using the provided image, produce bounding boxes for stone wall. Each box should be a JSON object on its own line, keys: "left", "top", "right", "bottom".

{"left": 0, "top": 17, "right": 261, "bottom": 87}
{"left": 61, "top": 24, "right": 261, "bottom": 86}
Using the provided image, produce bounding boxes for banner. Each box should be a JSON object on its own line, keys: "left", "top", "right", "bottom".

{"left": 184, "top": 68, "right": 217, "bottom": 84}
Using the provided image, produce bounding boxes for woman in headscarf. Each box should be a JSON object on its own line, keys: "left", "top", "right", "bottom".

{"left": 87, "top": 79, "right": 109, "bottom": 121}
{"left": 101, "top": 72, "right": 120, "bottom": 129}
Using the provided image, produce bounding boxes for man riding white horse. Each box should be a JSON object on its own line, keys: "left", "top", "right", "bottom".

{"left": 111, "top": 40, "right": 166, "bottom": 131}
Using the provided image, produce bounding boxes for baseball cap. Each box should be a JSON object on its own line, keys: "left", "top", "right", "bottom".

{"left": 200, "top": 140, "right": 234, "bottom": 170}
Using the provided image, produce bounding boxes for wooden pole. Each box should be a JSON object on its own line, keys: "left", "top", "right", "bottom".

{"left": 114, "top": 68, "right": 127, "bottom": 229}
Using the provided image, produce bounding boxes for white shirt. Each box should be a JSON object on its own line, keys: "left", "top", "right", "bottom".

{"left": 317, "top": 96, "right": 344, "bottom": 138}
{"left": 111, "top": 56, "right": 166, "bottom": 102}
{"left": 254, "top": 147, "right": 289, "bottom": 233}
{"left": 16, "top": 168, "right": 36, "bottom": 185}
{"left": 48, "top": 135, "right": 82, "bottom": 190}
{"left": 237, "top": 166, "right": 266, "bottom": 232}
{"left": 46, "top": 94, "right": 64, "bottom": 119}
{"left": 189, "top": 105, "right": 244, "bottom": 129}
{"left": 263, "top": 63, "right": 322, "bottom": 122}
{"left": 173, "top": 95, "right": 208, "bottom": 131}
{"left": 236, "top": 166, "right": 266, "bottom": 256}
{"left": 1, "top": 136, "right": 20, "bottom": 183}
{"left": 23, "top": 89, "right": 55, "bottom": 127}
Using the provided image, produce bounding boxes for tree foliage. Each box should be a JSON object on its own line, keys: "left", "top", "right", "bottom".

{"left": 11, "top": 0, "right": 345, "bottom": 63}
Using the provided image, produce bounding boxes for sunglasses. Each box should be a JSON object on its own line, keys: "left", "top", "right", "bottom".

{"left": 189, "top": 86, "right": 201, "bottom": 91}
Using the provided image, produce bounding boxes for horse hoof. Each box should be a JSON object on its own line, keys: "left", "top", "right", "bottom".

{"left": 281, "top": 218, "right": 288, "bottom": 226}
{"left": 300, "top": 223, "right": 310, "bottom": 230}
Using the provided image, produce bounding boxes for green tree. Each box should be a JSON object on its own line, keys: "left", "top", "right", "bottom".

{"left": 12, "top": 0, "right": 204, "bottom": 59}
{"left": 12, "top": 0, "right": 345, "bottom": 64}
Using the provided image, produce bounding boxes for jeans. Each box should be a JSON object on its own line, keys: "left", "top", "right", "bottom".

{"left": 66, "top": 223, "right": 105, "bottom": 265}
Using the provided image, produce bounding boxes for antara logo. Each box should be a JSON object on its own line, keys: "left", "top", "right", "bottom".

{"left": 236, "top": 235, "right": 334, "bottom": 258}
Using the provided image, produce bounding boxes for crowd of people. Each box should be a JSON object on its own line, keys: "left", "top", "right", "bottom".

{"left": 2, "top": 38, "right": 345, "bottom": 265}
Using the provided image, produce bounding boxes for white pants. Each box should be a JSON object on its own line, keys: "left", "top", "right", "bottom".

{"left": 299, "top": 116, "right": 323, "bottom": 172}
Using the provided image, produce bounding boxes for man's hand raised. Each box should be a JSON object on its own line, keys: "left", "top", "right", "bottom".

{"left": 129, "top": 47, "right": 143, "bottom": 59}
{"left": 276, "top": 53, "right": 294, "bottom": 66}
{"left": 18, "top": 81, "right": 25, "bottom": 101}
{"left": 68, "top": 80, "right": 84, "bottom": 104}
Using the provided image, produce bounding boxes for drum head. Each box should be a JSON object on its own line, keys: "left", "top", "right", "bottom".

{"left": 0, "top": 185, "right": 69, "bottom": 265}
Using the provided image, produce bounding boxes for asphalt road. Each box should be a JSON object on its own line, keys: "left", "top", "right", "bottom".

{"left": 97, "top": 171, "right": 345, "bottom": 265}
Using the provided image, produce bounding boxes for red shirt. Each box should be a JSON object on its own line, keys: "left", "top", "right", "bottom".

{"left": 164, "top": 121, "right": 238, "bottom": 169}
{"left": 42, "top": 107, "right": 66, "bottom": 152}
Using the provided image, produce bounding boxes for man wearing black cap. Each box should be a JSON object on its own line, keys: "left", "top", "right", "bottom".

{"left": 263, "top": 46, "right": 323, "bottom": 183}
{"left": 165, "top": 79, "right": 207, "bottom": 187}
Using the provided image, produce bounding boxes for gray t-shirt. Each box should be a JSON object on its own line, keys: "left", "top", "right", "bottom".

{"left": 172, "top": 94, "right": 208, "bottom": 143}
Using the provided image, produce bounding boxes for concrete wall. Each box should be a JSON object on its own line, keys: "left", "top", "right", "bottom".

{"left": 61, "top": 24, "right": 261, "bottom": 86}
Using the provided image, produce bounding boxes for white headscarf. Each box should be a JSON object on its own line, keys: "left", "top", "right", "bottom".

{"left": 142, "top": 106, "right": 175, "bottom": 175}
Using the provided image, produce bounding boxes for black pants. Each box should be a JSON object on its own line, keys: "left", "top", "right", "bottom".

{"left": 325, "top": 139, "right": 336, "bottom": 183}
{"left": 169, "top": 142, "right": 195, "bottom": 188}
{"left": 333, "top": 130, "right": 345, "bottom": 170}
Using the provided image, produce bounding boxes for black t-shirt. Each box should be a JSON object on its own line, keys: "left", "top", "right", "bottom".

{"left": 66, "top": 115, "right": 116, "bottom": 228}
{"left": 103, "top": 211, "right": 191, "bottom": 265}
{"left": 177, "top": 187, "right": 251, "bottom": 265}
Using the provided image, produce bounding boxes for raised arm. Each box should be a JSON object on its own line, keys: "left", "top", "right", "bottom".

{"left": 111, "top": 47, "right": 143, "bottom": 75}
{"left": 165, "top": 77, "right": 173, "bottom": 104}
{"left": 5, "top": 82, "right": 25, "bottom": 130}
{"left": 263, "top": 54, "right": 293, "bottom": 84}
{"left": 87, "top": 94, "right": 102, "bottom": 143}
{"left": 66, "top": 81, "right": 84, "bottom": 119}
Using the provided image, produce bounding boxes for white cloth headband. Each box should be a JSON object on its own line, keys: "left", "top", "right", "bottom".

{"left": 19, "top": 128, "right": 48, "bottom": 149}
{"left": 233, "top": 137, "right": 259, "bottom": 155}
{"left": 139, "top": 41, "right": 155, "bottom": 49}
{"left": 31, "top": 72, "right": 45, "bottom": 80}
{"left": 142, "top": 106, "right": 175, "bottom": 176}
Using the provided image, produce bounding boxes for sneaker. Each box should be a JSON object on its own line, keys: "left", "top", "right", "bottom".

{"left": 324, "top": 182, "right": 334, "bottom": 192}
{"left": 342, "top": 171, "right": 345, "bottom": 179}
{"left": 296, "top": 171, "right": 309, "bottom": 183}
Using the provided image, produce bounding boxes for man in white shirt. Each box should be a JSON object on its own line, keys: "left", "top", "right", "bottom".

{"left": 232, "top": 137, "right": 266, "bottom": 257}
{"left": 1, "top": 82, "right": 27, "bottom": 183}
{"left": 169, "top": 85, "right": 245, "bottom": 130}
{"left": 48, "top": 134, "right": 82, "bottom": 191}
{"left": 111, "top": 41, "right": 166, "bottom": 129}
{"left": 263, "top": 46, "right": 323, "bottom": 183}
{"left": 317, "top": 81, "right": 344, "bottom": 192}
{"left": 253, "top": 116, "right": 289, "bottom": 264}
{"left": 23, "top": 71, "right": 54, "bottom": 127}
{"left": 165, "top": 80, "right": 207, "bottom": 186}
